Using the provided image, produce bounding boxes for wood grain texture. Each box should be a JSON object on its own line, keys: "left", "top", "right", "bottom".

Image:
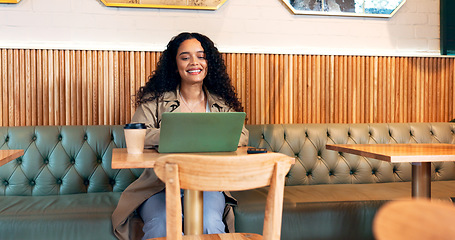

{"left": 150, "top": 148, "right": 292, "bottom": 240}
{"left": 113, "top": 146, "right": 293, "bottom": 240}
{"left": 164, "top": 163, "right": 182, "bottom": 240}
{"left": 1, "top": 50, "right": 454, "bottom": 126}
{"left": 111, "top": 148, "right": 157, "bottom": 169}
{"left": 326, "top": 143, "right": 455, "bottom": 163}
{"left": 374, "top": 199, "right": 455, "bottom": 240}
{"left": 0, "top": 149, "right": 24, "bottom": 167}
{"left": 153, "top": 151, "right": 294, "bottom": 192}
{"left": 262, "top": 161, "right": 286, "bottom": 240}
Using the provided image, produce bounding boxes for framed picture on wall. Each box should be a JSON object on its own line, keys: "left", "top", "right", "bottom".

{"left": 282, "top": 0, "right": 406, "bottom": 18}
{"left": 0, "top": 0, "right": 21, "bottom": 3}
{"left": 440, "top": 0, "right": 455, "bottom": 55}
{"left": 100, "top": 0, "right": 227, "bottom": 10}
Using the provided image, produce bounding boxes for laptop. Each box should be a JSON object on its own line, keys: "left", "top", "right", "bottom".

{"left": 158, "top": 112, "right": 246, "bottom": 153}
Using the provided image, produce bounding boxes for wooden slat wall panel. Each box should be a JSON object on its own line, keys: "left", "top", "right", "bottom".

{"left": 1, "top": 49, "right": 454, "bottom": 126}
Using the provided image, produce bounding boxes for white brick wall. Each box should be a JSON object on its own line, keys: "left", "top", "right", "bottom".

{"left": 0, "top": 0, "right": 442, "bottom": 56}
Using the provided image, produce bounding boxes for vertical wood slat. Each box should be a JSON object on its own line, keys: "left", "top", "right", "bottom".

{"left": 0, "top": 50, "right": 4, "bottom": 126}
{"left": 0, "top": 49, "right": 455, "bottom": 126}
{"left": 14, "top": 49, "right": 20, "bottom": 126}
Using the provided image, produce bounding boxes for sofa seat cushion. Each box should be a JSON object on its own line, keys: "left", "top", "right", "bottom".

{"left": 232, "top": 180, "right": 455, "bottom": 240}
{"left": 0, "top": 192, "right": 121, "bottom": 240}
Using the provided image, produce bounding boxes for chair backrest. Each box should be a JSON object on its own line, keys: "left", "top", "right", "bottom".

{"left": 153, "top": 152, "right": 293, "bottom": 240}
{"left": 373, "top": 199, "right": 455, "bottom": 240}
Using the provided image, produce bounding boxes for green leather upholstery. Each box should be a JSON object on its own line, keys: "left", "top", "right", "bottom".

{"left": 0, "top": 125, "right": 142, "bottom": 240}
{"left": 233, "top": 122, "right": 455, "bottom": 240}
{"left": 1, "top": 123, "right": 455, "bottom": 240}
{"left": 0, "top": 126, "right": 143, "bottom": 196}
{"left": 0, "top": 192, "right": 121, "bottom": 239}
{"left": 235, "top": 197, "right": 385, "bottom": 240}
{"left": 247, "top": 123, "right": 455, "bottom": 186}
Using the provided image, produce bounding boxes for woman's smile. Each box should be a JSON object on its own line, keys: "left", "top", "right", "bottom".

{"left": 187, "top": 68, "right": 203, "bottom": 74}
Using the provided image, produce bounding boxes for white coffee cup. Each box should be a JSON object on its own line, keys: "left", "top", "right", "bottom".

{"left": 124, "top": 123, "right": 146, "bottom": 154}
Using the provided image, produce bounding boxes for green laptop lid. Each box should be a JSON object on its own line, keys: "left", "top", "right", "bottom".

{"left": 158, "top": 112, "right": 246, "bottom": 153}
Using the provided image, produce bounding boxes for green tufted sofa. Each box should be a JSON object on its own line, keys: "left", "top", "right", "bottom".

{"left": 1, "top": 123, "right": 455, "bottom": 240}
{"left": 0, "top": 126, "right": 141, "bottom": 240}
{"left": 233, "top": 122, "right": 455, "bottom": 240}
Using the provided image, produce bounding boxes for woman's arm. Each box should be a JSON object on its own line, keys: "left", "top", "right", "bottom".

{"left": 238, "top": 125, "right": 249, "bottom": 147}
{"left": 131, "top": 102, "right": 161, "bottom": 148}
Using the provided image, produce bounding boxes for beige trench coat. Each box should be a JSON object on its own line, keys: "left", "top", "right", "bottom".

{"left": 112, "top": 87, "right": 249, "bottom": 240}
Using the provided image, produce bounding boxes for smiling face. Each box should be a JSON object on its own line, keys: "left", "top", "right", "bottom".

{"left": 176, "top": 38, "right": 208, "bottom": 85}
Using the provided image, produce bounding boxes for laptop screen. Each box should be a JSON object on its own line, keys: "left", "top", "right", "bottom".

{"left": 158, "top": 112, "right": 246, "bottom": 153}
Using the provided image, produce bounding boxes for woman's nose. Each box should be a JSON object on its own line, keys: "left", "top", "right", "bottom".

{"left": 189, "top": 56, "right": 198, "bottom": 64}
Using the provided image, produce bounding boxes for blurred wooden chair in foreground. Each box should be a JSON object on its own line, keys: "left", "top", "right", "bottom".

{"left": 149, "top": 152, "right": 294, "bottom": 240}
{"left": 373, "top": 199, "right": 455, "bottom": 240}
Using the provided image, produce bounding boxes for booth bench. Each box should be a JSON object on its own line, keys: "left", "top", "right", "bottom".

{"left": 1, "top": 122, "right": 454, "bottom": 239}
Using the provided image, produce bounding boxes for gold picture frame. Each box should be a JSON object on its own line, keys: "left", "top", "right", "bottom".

{"left": 0, "top": 0, "right": 21, "bottom": 3}
{"left": 100, "top": 0, "right": 228, "bottom": 10}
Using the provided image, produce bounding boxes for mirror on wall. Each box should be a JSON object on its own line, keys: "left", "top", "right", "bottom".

{"left": 0, "top": 0, "right": 21, "bottom": 3}
{"left": 282, "top": 0, "right": 406, "bottom": 18}
{"left": 100, "top": 0, "right": 227, "bottom": 10}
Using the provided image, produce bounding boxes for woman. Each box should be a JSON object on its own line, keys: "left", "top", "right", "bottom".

{"left": 112, "top": 32, "right": 249, "bottom": 240}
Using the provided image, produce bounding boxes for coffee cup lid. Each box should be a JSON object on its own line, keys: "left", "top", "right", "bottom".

{"left": 124, "top": 123, "right": 146, "bottom": 129}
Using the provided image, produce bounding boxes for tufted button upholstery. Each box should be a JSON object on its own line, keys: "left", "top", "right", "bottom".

{"left": 0, "top": 126, "right": 143, "bottom": 196}
{"left": 246, "top": 122, "right": 455, "bottom": 186}
{"left": 2, "top": 123, "right": 454, "bottom": 197}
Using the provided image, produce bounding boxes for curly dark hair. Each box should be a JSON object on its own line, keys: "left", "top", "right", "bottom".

{"left": 136, "top": 32, "right": 243, "bottom": 112}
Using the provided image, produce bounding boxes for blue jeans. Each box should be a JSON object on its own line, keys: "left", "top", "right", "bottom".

{"left": 138, "top": 189, "right": 226, "bottom": 239}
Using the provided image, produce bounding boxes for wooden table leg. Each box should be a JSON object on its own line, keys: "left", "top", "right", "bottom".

{"left": 183, "top": 189, "right": 203, "bottom": 235}
{"left": 412, "top": 162, "right": 431, "bottom": 198}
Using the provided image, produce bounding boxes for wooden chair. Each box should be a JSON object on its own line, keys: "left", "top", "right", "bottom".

{"left": 149, "top": 152, "right": 294, "bottom": 240}
{"left": 373, "top": 199, "right": 455, "bottom": 240}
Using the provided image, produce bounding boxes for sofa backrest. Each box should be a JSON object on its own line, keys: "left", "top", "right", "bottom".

{"left": 0, "top": 125, "right": 142, "bottom": 196}
{"left": 2, "top": 123, "right": 455, "bottom": 196}
{"left": 246, "top": 123, "right": 455, "bottom": 186}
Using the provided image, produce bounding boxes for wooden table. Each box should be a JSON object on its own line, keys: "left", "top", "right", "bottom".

{"left": 326, "top": 143, "right": 455, "bottom": 198}
{"left": 112, "top": 147, "right": 292, "bottom": 235}
{"left": 112, "top": 148, "right": 205, "bottom": 234}
{"left": 374, "top": 199, "right": 455, "bottom": 240}
{"left": 0, "top": 149, "right": 24, "bottom": 167}
{"left": 112, "top": 148, "right": 158, "bottom": 169}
